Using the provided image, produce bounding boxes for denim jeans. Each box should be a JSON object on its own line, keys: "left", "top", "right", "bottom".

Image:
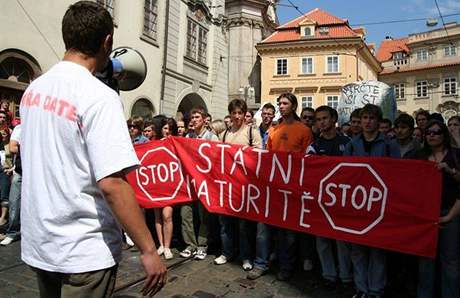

{"left": 0, "top": 171, "right": 11, "bottom": 207}
{"left": 277, "top": 229, "right": 297, "bottom": 272}
{"left": 351, "top": 244, "right": 386, "bottom": 296}
{"left": 253, "top": 223, "right": 273, "bottom": 270}
{"left": 5, "top": 172, "right": 21, "bottom": 239}
{"left": 418, "top": 212, "right": 460, "bottom": 298}
{"left": 317, "top": 237, "right": 353, "bottom": 282}
{"left": 219, "top": 215, "right": 251, "bottom": 261}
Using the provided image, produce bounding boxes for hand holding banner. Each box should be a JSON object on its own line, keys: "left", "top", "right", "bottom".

{"left": 127, "top": 137, "right": 441, "bottom": 258}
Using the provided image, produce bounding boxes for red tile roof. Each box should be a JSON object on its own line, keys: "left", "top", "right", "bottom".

{"left": 375, "top": 38, "right": 409, "bottom": 62}
{"left": 380, "top": 60, "right": 460, "bottom": 75}
{"left": 260, "top": 8, "right": 360, "bottom": 44}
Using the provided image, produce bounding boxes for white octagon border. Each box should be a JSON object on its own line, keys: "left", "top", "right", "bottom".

{"left": 318, "top": 162, "right": 388, "bottom": 235}
{"left": 136, "top": 147, "right": 184, "bottom": 201}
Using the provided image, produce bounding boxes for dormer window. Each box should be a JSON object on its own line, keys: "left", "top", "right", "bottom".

{"left": 301, "top": 25, "right": 315, "bottom": 37}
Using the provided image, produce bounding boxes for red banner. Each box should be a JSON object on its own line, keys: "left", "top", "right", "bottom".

{"left": 127, "top": 137, "right": 441, "bottom": 258}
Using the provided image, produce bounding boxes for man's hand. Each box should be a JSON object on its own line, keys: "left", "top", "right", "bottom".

{"left": 140, "top": 251, "right": 167, "bottom": 296}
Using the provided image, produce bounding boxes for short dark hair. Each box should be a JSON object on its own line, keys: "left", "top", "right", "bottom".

{"left": 448, "top": 115, "right": 460, "bottom": 124}
{"left": 350, "top": 108, "right": 362, "bottom": 120}
{"left": 302, "top": 107, "right": 315, "bottom": 114}
{"left": 246, "top": 110, "right": 254, "bottom": 117}
{"left": 380, "top": 118, "right": 392, "bottom": 127}
{"left": 394, "top": 114, "right": 414, "bottom": 129}
{"left": 127, "top": 116, "right": 144, "bottom": 130}
{"left": 167, "top": 118, "right": 178, "bottom": 136}
{"left": 62, "top": 1, "right": 114, "bottom": 56}
{"left": 228, "top": 99, "right": 247, "bottom": 114}
{"left": 152, "top": 115, "right": 167, "bottom": 140}
{"left": 315, "top": 105, "right": 337, "bottom": 121}
{"left": 190, "top": 107, "right": 207, "bottom": 118}
{"left": 360, "top": 104, "right": 383, "bottom": 121}
{"left": 224, "top": 115, "right": 231, "bottom": 119}
{"left": 262, "top": 103, "right": 275, "bottom": 113}
{"left": 416, "top": 110, "right": 430, "bottom": 120}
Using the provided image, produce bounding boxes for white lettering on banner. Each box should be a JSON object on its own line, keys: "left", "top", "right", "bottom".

{"left": 299, "top": 192, "right": 314, "bottom": 228}
{"left": 246, "top": 184, "right": 260, "bottom": 214}
{"left": 264, "top": 186, "right": 270, "bottom": 218}
{"left": 228, "top": 183, "right": 245, "bottom": 212}
{"left": 214, "top": 180, "right": 227, "bottom": 207}
{"left": 318, "top": 162, "right": 388, "bottom": 235}
{"left": 216, "top": 143, "right": 232, "bottom": 174}
{"left": 230, "top": 148, "right": 248, "bottom": 176}
{"left": 270, "top": 153, "right": 292, "bottom": 184}
{"left": 197, "top": 143, "right": 212, "bottom": 173}
{"left": 279, "top": 189, "right": 292, "bottom": 222}
{"left": 197, "top": 180, "right": 211, "bottom": 206}
{"left": 138, "top": 162, "right": 180, "bottom": 184}
{"left": 253, "top": 148, "right": 269, "bottom": 178}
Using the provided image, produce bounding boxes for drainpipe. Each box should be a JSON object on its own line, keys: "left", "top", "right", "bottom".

{"left": 160, "top": 0, "right": 170, "bottom": 114}
{"left": 355, "top": 45, "right": 365, "bottom": 81}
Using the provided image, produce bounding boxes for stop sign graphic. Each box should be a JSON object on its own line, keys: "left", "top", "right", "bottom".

{"left": 136, "top": 147, "right": 184, "bottom": 201}
{"left": 318, "top": 162, "right": 388, "bottom": 235}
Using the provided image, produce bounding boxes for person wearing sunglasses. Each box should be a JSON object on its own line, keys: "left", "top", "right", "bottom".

{"left": 127, "top": 116, "right": 149, "bottom": 145}
{"left": 417, "top": 120, "right": 460, "bottom": 298}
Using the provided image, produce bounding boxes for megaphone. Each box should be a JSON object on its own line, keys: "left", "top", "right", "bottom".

{"left": 96, "top": 47, "right": 147, "bottom": 93}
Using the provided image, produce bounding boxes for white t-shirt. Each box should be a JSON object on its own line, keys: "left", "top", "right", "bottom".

{"left": 11, "top": 125, "right": 21, "bottom": 143}
{"left": 20, "top": 61, "right": 139, "bottom": 273}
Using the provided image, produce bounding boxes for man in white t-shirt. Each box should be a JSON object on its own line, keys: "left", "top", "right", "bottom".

{"left": 19, "top": 2, "right": 166, "bottom": 296}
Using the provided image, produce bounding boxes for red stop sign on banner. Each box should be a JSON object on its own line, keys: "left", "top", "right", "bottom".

{"left": 318, "top": 162, "right": 388, "bottom": 235}
{"left": 135, "top": 147, "right": 184, "bottom": 201}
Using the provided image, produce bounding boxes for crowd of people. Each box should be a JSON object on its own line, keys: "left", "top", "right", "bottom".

{"left": 122, "top": 94, "right": 460, "bottom": 298}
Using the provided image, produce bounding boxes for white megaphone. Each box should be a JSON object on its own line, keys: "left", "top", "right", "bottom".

{"left": 96, "top": 47, "right": 147, "bottom": 92}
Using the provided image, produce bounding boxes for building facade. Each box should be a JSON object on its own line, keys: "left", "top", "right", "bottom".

{"left": 0, "top": 0, "right": 166, "bottom": 119}
{"left": 376, "top": 22, "right": 460, "bottom": 118}
{"left": 225, "top": 0, "right": 278, "bottom": 111}
{"left": 256, "top": 8, "right": 381, "bottom": 114}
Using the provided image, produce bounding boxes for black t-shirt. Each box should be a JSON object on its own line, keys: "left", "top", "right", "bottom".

{"left": 440, "top": 148, "right": 460, "bottom": 211}
{"left": 311, "top": 135, "right": 350, "bottom": 156}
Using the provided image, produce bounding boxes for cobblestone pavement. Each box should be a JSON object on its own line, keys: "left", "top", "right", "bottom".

{"left": 0, "top": 238, "right": 417, "bottom": 298}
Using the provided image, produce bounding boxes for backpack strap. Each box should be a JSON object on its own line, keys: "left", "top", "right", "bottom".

{"left": 248, "top": 125, "right": 253, "bottom": 147}
{"left": 223, "top": 129, "right": 229, "bottom": 143}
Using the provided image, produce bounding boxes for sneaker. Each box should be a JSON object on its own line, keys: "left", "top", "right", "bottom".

{"left": 180, "top": 247, "right": 196, "bottom": 258}
{"left": 247, "top": 267, "right": 267, "bottom": 280}
{"left": 194, "top": 247, "right": 207, "bottom": 260}
{"left": 276, "top": 270, "right": 292, "bottom": 281}
{"left": 242, "top": 260, "right": 253, "bottom": 271}
{"left": 352, "top": 291, "right": 368, "bottom": 298}
{"left": 157, "top": 245, "right": 165, "bottom": 256}
{"left": 214, "top": 255, "right": 228, "bottom": 265}
{"left": 0, "top": 236, "right": 14, "bottom": 246}
{"left": 303, "top": 259, "right": 313, "bottom": 271}
{"left": 164, "top": 248, "right": 173, "bottom": 260}
{"left": 0, "top": 234, "right": 6, "bottom": 241}
{"left": 124, "top": 233, "right": 134, "bottom": 247}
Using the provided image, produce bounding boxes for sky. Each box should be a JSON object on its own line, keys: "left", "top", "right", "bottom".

{"left": 276, "top": 0, "right": 460, "bottom": 48}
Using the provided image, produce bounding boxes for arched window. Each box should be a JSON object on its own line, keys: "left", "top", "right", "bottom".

{"left": 131, "top": 98, "right": 154, "bottom": 119}
{"left": 0, "top": 57, "right": 35, "bottom": 83}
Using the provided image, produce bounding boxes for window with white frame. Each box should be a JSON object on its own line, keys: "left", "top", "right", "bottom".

{"left": 301, "top": 57, "right": 313, "bottom": 74}
{"left": 394, "top": 83, "right": 405, "bottom": 100}
{"left": 276, "top": 58, "right": 288, "bottom": 75}
{"left": 326, "top": 56, "right": 339, "bottom": 73}
{"left": 416, "top": 81, "right": 428, "bottom": 98}
{"left": 97, "top": 0, "right": 115, "bottom": 19}
{"left": 445, "top": 44, "right": 457, "bottom": 56}
{"left": 186, "top": 19, "right": 208, "bottom": 65}
{"left": 301, "top": 96, "right": 313, "bottom": 108}
{"left": 443, "top": 77, "right": 457, "bottom": 95}
{"left": 326, "top": 95, "right": 339, "bottom": 109}
{"left": 416, "top": 49, "right": 428, "bottom": 61}
{"left": 143, "top": 0, "right": 158, "bottom": 40}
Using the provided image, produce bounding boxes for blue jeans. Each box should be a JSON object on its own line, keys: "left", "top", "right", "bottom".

{"left": 317, "top": 237, "right": 353, "bottom": 282}
{"left": 278, "top": 229, "right": 297, "bottom": 272}
{"left": 253, "top": 223, "right": 273, "bottom": 270}
{"left": 351, "top": 244, "right": 386, "bottom": 296}
{"left": 219, "top": 216, "right": 251, "bottom": 261}
{"left": 5, "top": 172, "right": 21, "bottom": 239}
{"left": 0, "top": 171, "right": 11, "bottom": 207}
{"left": 418, "top": 212, "right": 460, "bottom": 298}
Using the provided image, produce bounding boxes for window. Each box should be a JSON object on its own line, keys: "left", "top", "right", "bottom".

{"left": 186, "top": 19, "right": 208, "bottom": 64}
{"left": 416, "top": 81, "right": 428, "bottom": 98}
{"left": 301, "top": 57, "right": 313, "bottom": 74}
{"left": 327, "top": 96, "right": 339, "bottom": 109}
{"left": 301, "top": 96, "right": 313, "bottom": 108}
{"left": 445, "top": 44, "right": 457, "bottom": 56}
{"left": 394, "top": 83, "right": 405, "bottom": 100}
{"left": 443, "top": 77, "right": 457, "bottom": 96}
{"left": 393, "top": 52, "right": 404, "bottom": 60}
{"left": 416, "top": 49, "right": 428, "bottom": 61}
{"left": 304, "top": 27, "right": 312, "bottom": 36}
{"left": 97, "top": 0, "right": 115, "bottom": 19}
{"left": 326, "top": 56, "right": 339, "bottom": 73}
{"left": 276, "top": 58, "right": 288, "bottom": 75}
{"left": 143, "top": 0, "right": 158, "bottom": 40}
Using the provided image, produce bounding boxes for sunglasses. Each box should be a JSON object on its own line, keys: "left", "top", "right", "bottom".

{"left": 426, "top": 129, "right": 443, "bottom": 136}
{"left": 128, "top": 125, "right": 139, "bottom": 129}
